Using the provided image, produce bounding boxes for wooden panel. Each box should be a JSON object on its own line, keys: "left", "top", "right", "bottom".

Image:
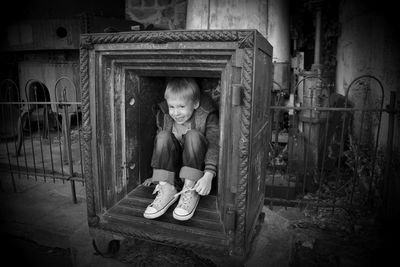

{"left": 100, "top": 218, "right": 228, "bottom": 252}
{"left": 114, "top": 63, "right": 125, "bottom": 200}
{"left": 2, "top": 17, "right": 135, "bottom": 51}
{"left": 100, "top": 56, "right": 116, "bottom": 209}
{"left": 3, "top": 19, "right": 81, "bottom": 51}
{"left": 138, "top": 77, "right": 165, "bottom": 182}
{"left": 228, "top": 66, "right": 243, "bottom": 194}
{"left": 18, "top": 61, "right": 80, "bottom": 113}
{"left": 245, "top": 34, "right": 273, "bottom": 243}
{"left": 125, "top": 72, "right": 140, "bottom": 193}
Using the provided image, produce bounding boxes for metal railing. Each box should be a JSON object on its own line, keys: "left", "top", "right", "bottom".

{"left": 267, "top": 75, "right": 398, "bottom": 215}
{"left": 0, "top": 78, "right": 84, "bottom": 203}
{"left": 1, "top": 74, "right": 397, "bottom": 212}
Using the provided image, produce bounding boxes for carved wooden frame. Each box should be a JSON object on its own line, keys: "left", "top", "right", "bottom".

{"left": 80, "top": 30, "right": 255, "bottom": 253}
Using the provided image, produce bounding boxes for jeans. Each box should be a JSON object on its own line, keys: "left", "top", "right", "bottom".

{"left": 151, "top": 130, "right": 207, "bottom": 186}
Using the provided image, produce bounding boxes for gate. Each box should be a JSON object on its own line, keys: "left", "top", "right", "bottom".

{"left": 267, "top": 74, "right": 398, "bottom": 215}
{"left": 0, "top": 78, "right": 84, "bottom": 203}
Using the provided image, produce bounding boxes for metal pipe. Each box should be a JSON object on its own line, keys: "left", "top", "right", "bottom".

{"left": 314, "top": 7, "right": 322, "bottom": 66}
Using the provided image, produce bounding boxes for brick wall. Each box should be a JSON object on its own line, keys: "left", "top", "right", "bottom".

{"left": 125, "top": 0, "right": 187, "bottom": 29}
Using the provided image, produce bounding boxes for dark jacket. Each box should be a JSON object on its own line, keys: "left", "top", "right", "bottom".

{"left": 155, "top": 93, "right": 220, "bottom": 175}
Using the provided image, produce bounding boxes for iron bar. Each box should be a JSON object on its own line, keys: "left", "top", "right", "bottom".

{"left": 1, "top": 104, "right": 16, "bottom": 192}
{"left": 286, "top": 113, "right": 295, "bottom": 207}
{"left": 34, "top": 85, "right": 47, "bottom": 182}
{"left": 270, "top": 106, "right": 394, "bottom": 112}
{"left": 1, "top": 101, "right": 81, "bottom": 105}
{"left": 62, "top": 92, "right": 77, "bottom": 204}
{"left": 9, "top": 101, "right": 22, "bottom": 181}
{"left": 24, "top": 81, "right": 38, "bottom": 181}
{"left": 317, "top": 110, "right": 330, "bottom": 209}
{"left": 0, "top": 168, "right": 84, "bottom": 182}
{"left": 383, "top": 92, "right": 396, "bottom": 218}
{"left": 55, "top": 101, "right": 65, "bottom": 179}
{"left": 45, "top": 103, "right": 56, "bottom": 183}
{"left": 264, "top": 197, "right": 364, "bottom": 210}
{"left": 55, "top": 76, "right": 79, "bottom": 204}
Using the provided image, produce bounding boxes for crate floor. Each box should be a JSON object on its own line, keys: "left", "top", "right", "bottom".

{"left": 102, "top": 185, "right": 229, "bottom": 251}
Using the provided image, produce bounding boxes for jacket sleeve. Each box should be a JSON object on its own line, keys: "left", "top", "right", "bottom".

{"left": 204, "top": 112, "right": 220, "bottom": 176}
{"left": 155, "top": 108, "right": 164, "bottom": 134}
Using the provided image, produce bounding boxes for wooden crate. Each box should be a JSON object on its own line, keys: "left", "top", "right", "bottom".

{"left": 80, "top": 29, "right": 272, "bottom": 259}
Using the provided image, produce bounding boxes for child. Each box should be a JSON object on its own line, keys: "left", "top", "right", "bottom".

{"left": 143, "top": 77, "right": 219, "bottom": 221}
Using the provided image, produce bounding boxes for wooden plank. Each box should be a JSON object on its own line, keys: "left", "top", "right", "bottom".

{"left": 229, "top": 66, "right": 242, "bottom": 194}
{"left": 106, "top": 204, "right": 224, "bottom": 234}
{"left": 103, "top": 207, "right": 226, "bottom": 239}
{"left": 125, "top": 72, "right": 140, "bottom": 192}
{"left": 114, "top": 63, "right": 125, "bottom": 201}
{"left": 98, "top": 219, "right": 228, "bottom": 252}
{"left": 244, "top": 32, "right": 272, "bottom": 246}
{"left": 102, "top": 56, "right": 116, "bottom": 209}
{"left": 90, "top": 50, "right": 102, "bottom": 214}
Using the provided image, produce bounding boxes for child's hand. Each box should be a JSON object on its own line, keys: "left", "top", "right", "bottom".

{"left": 142, "top": 178, "right": 153, "bottom": 186}
{"left": 194, "top": 172, "right": 214, "bottom": 196}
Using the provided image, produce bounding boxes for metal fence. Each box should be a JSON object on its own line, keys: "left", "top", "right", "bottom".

{"left": 0, "top": 74, "right": 397, "bottom": 212}
{"left": 267, "top": 75, "right": 398, "bottom": 214}
{"left": 0, "top": 78, "right": 84, "bottom": 203}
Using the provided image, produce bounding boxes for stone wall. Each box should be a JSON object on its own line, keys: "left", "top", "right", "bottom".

{"left": 125, "top": 0, "right": 187, "bottom": 29}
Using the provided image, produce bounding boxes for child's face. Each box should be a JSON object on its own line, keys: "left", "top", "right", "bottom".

{"left": 166, "top": 96, "right": 199, "bottom": 125}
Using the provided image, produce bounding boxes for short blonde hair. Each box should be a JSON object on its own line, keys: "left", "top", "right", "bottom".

{"left": 164, "top": 78, "right": 200, "bottom": 103}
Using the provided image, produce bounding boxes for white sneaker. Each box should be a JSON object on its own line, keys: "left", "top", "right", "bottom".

{"left": 173, "top": 185, "right": 200, "bottom": 221}
{"left": 144, "top": 182, "right": 178, "bottom": 219}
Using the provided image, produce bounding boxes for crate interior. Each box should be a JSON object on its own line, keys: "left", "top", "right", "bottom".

{"left": 125, "top": 75, "right": 221, "bottom": 196}
{"left": 102, "top": 74, "right": 227, "bottom": 246}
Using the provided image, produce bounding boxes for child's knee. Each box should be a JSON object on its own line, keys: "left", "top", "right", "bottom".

{"left": 184, "top": 130, "right": 202, "bottom": 143}
{"left": 183, "top": 130, "right": 207, "bottom": 152}
{"left": 155, "top": 130, "right": 173, "bottom": 143}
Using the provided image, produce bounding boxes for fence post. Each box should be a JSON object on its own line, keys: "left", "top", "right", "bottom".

{"left": 62, "top": 89, "right": 77, "bottom": 204}
{"left": 383, "top": 91, "right": 396, "bottom": 220}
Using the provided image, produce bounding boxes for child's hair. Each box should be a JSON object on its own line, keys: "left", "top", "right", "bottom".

{"left": 164, "top": 78, "right": 200, "bottom": 103}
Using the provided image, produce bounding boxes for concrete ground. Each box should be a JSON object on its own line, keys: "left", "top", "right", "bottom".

{"left": 0, "top": 172, "right": 298, "bottom": 267}
{"left": 0, "top": 174, "right": 130, "bottom": 267}
{"left": 0, "top": 133, "right": 297, "bottom": 266}
{"left": 0, "top": 172, "right": 388, "bottom": 267}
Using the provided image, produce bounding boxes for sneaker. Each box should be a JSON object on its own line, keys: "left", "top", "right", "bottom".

{"left": 143, "top": 182, "right": 178, "bottom": 219}
{"left": 173, "top": 185, "right": 200, "bottom": 221}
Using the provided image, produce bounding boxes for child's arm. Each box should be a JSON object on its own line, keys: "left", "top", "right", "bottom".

{"left": 203, "top": 112, "right": 219, "bottom": 176}
{"left": 195, "top": 112, "right": 219, "bottom": 196}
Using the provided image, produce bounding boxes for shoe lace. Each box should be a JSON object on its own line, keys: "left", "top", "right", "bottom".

{"left": 150, "top": 184, "right": 163, "bottom": 207}
{"left": 177, "top": 186, "right": 195, "bottom": 208}
{"left": 174, "top": 187, "right": 195, "bottom": 198}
